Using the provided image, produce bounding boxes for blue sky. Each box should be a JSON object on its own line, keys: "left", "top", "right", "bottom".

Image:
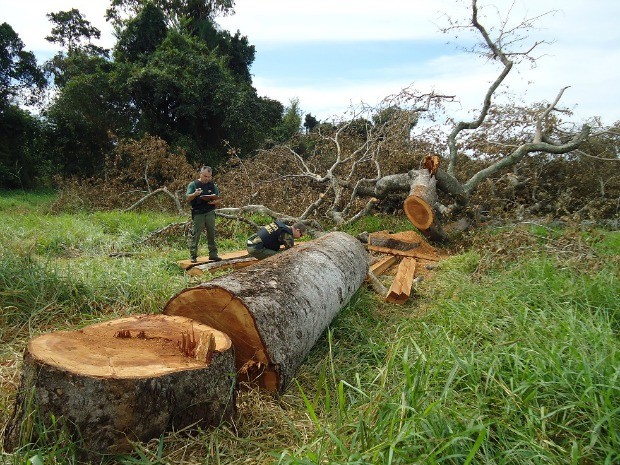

{"left": 3, "top": 0, "right": 620, "bottom": 126}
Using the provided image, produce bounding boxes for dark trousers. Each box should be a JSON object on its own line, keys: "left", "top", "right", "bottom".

{"left": 190, "top": 211, "right": 218, "bottom": 259}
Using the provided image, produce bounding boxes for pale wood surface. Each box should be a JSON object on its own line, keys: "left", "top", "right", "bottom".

{"left": 4, "top": 315, "right": 236, "bottom": 458}
{"left": 178, "top": 249, "right": 250, "bottom": 269}
{"left": 385, "top": 258, "right": 417, "bottom": 304}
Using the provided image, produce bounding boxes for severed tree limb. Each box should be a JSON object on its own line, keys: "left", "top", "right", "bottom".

{"left": 366, "top": 269, "right": 388, "bottom": 296}
{"left": 140, "top": 221, "right": 190, "bottom": 244}
{"left": 216, "top": 205, "right": 297, "bottom": 222}
{"left": 123, "top": 187, "right": 184, "bottom": 214}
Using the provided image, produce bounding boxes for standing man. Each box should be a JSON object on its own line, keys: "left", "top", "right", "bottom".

{"left": 246, "top": 220, "right": 307, "bottom": 260}
{"left": 187, "top": 166, "right": 222, "bottom": 263}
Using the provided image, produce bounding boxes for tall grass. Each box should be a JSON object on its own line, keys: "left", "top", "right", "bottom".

{"left": 273, "top": 233, "right": 619, "bottom": 465}
{"left": 1, "top": 191, "right": 618, "bottom": 464}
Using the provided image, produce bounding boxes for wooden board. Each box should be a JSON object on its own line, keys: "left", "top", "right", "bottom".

{"left": 369, "top": 255, "right": 400, "bottom": 277}
{"left": 178, "top": 250, "right": 250, "bottom": 269}
{"left": 385, "top": 257, "right": 417, "bottom": 304}
{"left": 187, "top": 257, "right": 258, "bottom": 276}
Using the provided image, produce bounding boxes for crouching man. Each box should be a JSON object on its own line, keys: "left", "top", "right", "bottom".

{"left": 246, "top": 221, "right": 306, "bottom": 260}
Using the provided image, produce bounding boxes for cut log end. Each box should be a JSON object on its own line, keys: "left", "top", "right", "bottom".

{"left": 163, "top": 287, "right": 278, "bottom": 391}
{"left": 403, "top": 195, "right": 434, "bottom": 230}
{"left": 28, "top": 314, "right": 232, "bottom": 378}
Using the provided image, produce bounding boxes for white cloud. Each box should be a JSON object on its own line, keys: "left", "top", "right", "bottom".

{"left": 0, "top": 0, "right": 115, "bottom": 54}
{"left": 1, "top": 0, "right": 619, "bottom": 124}
{"left": 218, "top": 0, "right": 458, "bottom": 43}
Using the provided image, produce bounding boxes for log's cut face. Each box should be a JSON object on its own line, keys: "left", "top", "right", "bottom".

{"left": 164, "top": 231, "right": 369, "bottom": 393}
{"left": 28, "top": 314, "right": 232, "bottom": 377}
{"left": 403, "top": 195, "right": 433, "bottom": 230}
{"left": 4, "top": 314, "right": 236, "bottom": 458}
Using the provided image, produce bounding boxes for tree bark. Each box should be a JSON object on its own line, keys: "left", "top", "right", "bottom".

{"left": 163, "top": 231, "right": 369, "bottom": 392}
{"left": 3, "top": 314, "right": 236, "bottom": 459}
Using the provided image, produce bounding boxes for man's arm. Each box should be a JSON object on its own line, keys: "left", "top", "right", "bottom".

{"left": 186, "top": 181, "right": 202, "bottom": 203}
{"left": 281, "top": 231, "right": 294, "bottom": 249}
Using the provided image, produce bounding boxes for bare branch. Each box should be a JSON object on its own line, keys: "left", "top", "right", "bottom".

{"left": 463, "top": 124, "right": 591, "bottom": 194}
{"left": 534, "top": 86, "right": 569, "bottom": 143}
{"left": 123, "top": 187, "right": 184, "bottom": 214}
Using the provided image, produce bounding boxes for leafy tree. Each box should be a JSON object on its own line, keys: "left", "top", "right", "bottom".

{"left": 46, "top": 9, "right": 103, "bottom": 53}
{"left": 114, "top": 3, "right": 168, "bottom": 64}
{"left": 272, "top": 98, "right": 302, "bottom": 143}
{"left": 43, "top": 68, "right": 124, "bottom": 176}
{"left": 0, "top": 23, "right": 47, "bottom": 188}
{"left": 44, "top": 10, "right": 109, "bottom": 88}
{"left": 193, "top": 20, "right": 255, "bottom": 83}
{"left": 44, "top": 2, "right": 283, "bottom": 179}
{"left": 106, "top": 0, "right": 235, "bottom": 29}
{"left": 303, "top": 113, "right": 318, "bottom": 133}
{"left": 0, "top": 105, "right": 44, "bottom": 188}
{"left": 43, "top": 9, "right": 135, "bottom": 177}
{"left": 0, "top": 23, "right": 46, "bottom": 108}
{"left": 113, "top": 28, "right": 279, "bottom": 163}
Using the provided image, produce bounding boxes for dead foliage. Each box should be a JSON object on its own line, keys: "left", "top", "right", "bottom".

{"left": 459, "top": 224, "right": 609, "bottom": 276}
{"left": 51, "top": 134, "right": 196, "bottom": 213}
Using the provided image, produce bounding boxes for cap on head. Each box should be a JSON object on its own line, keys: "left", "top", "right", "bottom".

{"left": 292, "top": 222, "right": 307, "bottom": 235}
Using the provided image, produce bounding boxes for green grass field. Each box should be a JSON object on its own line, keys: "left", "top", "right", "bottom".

{"left": 1, "top": 190, "right": 618, "bottom": 464}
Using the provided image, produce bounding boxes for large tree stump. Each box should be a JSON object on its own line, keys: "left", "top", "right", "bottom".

{"left": 3, "top": 314, "right": 236, "bottom": 458}
{"left": 163, "top": 231, "right": 369, "bottom": 392}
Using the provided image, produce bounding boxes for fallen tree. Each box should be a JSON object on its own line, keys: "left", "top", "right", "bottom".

{"left": 163, "top": 231, "right": 369, "bottom": 392}
{"left": 209, "top": 0, "right": 609, "bottom": 242}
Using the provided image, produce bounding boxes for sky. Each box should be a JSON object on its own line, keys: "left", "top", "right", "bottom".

{"left": 2, "top": 0, "right": 620, "bottom": 126}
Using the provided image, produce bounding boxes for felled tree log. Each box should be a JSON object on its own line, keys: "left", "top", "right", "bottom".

{"left": 3, "top": 314, "right": 236, "bottom": 459}
{"left": 402, "top": 170, "right": 447, "bottom": 242}
{"left": 163, "top": 231, "right": 369, "bottom": 392}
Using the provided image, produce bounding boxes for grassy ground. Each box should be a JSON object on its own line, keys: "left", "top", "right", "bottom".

{"left": 0, "top": 190, "right": 618, "bottom": 464}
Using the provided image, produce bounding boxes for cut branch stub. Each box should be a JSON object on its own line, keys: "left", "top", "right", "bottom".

{"left": 3, "top": 314, "right": 236, "bottom": 459}
{"left": 163, "top": 231, "right": 369, "bottom": 393}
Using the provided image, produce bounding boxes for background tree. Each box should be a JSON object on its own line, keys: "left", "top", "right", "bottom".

{"left": 42, "top": 2, "right": 283, "bottom": 179}
{"left": 114, "top": 3, "right": 168, "bottom": 64}
{"left": 272, "top": 98, "right": 302, "bottom": 143}
{"left": 106, "top": 0, "right": 235, "bottom": 30}
{"left": 46, "top": 9, "right": 103, "bottom": 54}
{"left": 0, "top": 23, "right": 47, "bottom": 188}
{"left": 42, "top": 10, "right": 121, "bottom": 177}
{"left": 304, "top": 113, "right": 319, "bottom": 134}
{"left": 0, "top": 23, "right": 46, "bottom": 107}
